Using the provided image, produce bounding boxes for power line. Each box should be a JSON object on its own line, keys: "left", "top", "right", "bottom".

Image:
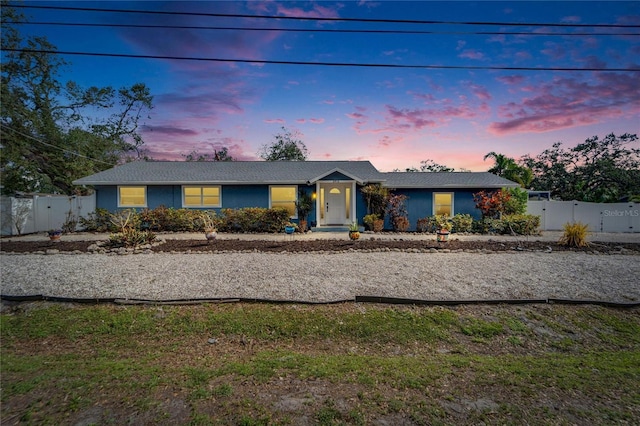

{"left": 10, "top": 3, "right": 640, "bottom": 29}
{"left": 9, "top": 20, "right": 640, "bottom": 37}
{"left": 5, "top": 48, "right": 639, "bottom": 73}
{"left": 0, "top": 124, "right": 115, "bottom": 166}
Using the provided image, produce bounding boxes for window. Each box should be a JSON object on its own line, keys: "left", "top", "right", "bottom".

{"left": 433, "top": 192, "right": 453, "bottom": 216}
{"left": 183, "top": 186, "right": 221, "bottom": 207}
{"left": 118, "top": 186, "right": 146, "bottom": 207}
{"left": 270, "top": 185, "right": 297, "bottom": 218}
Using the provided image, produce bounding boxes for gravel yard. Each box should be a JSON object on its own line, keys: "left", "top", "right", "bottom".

{"left": 2, "top": 250, "right": 639, "bottom": 303}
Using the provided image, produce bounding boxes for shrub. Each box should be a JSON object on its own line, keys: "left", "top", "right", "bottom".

{"left": 163, "top": 208, "right": 200, "bottom": 232}
{"left": 261, "top": 207, "right": 291, "bottom": 233}
{"left": 559, "top": 222, "right": 590, "bottom": 247}
{"left": 79, "top": 208, "right": 115, "bottom": 232}
{"left": 108, "top": 228, "right": 156, "bottom": 248}
{"left": 363, "top": 214, "right": 378, "bottom": 231}
{"left": 451, "top": 214, "right": 473, "bottom": 233}
{"left": 472, "top": 215, "right": 540, "bottom": 235}
{"left": 387, "top": 194, "right": 409, "bottom": 232}
{"left": 363, "top": 214, "right": 384, "bottom": 232}
{"left": 501, "top": 214, "right": 541, "bottom": 235}
{"left": 217, "top": 207, "right": 289, "bottom": 233}
{"left": 473, "top": 189, "right": 512, "bottom": 219}
{"left": 503, "top": 187, "right": 528, "bottom": 215}
{"left": 393, "top": 216, "right": 410, "bottom": 232}
{"left": 434, "top": 214, "right": 452, "bottom": 232}
{"left": 416, "top": 216, "right": 437, "bottom": 233}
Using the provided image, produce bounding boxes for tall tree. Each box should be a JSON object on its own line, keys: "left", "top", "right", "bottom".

{"left": 0, "top": 5, "right": 153, "bottom": 195}
{"left": 522, "top": 133, "right": 640, "bottom": 202}
{"left": 258, "top": 127, "right": 308, "bottom": 161}
{"left": 399, "top": 159, "right": 456, "bottom": 172}
{"left": 183, "top": 147, "right": 234, "bottom": 161}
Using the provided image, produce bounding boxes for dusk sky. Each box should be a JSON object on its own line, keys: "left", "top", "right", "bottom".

{"left": 11, "top": 1, "right": 640, "bottom": 171}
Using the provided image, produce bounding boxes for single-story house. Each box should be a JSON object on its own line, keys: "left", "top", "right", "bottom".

{"left": 73, "top": 161, "right": 519, "bottom": 231}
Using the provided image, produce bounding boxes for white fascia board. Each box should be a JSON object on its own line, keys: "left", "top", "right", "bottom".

{"left": 307, "top": 168, "right": 365, "bottom": 184}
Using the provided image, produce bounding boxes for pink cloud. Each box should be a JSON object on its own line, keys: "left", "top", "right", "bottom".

{"left": 541, "top": 42, "right": 567, "bottom": 60}
{"left": 497, "top": 75, "right": 525, "bottom": 85}
{"left": 264, "top": 118, "right": 285, "bottom": 124}
{"left": 489, "top": 73, "right": 640, "bottom": 135}
{"left": 309, "top": 118, "right": 325, "bottom": 124}
{"left": 470, "top": 84, "right": 492, "bottom": 101}
{"left": 382, "top": 98, "right": 489, "bottom": 132}
{"left": 274, "top": 3, "right": 342, "bottom": 19}
{"left": 458, "top": 49, "right": 485, "bottom": 60}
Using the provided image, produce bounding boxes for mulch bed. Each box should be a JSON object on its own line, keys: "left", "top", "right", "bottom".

{"left": 2, "top": 237, "right": 638, "bottom": 254}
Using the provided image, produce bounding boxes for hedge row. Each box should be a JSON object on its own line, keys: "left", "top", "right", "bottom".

{"left": 415, "top": 214, "right": 540, "bottom": 236}
{"left": 79, "top": 207, "right": 292, "bottom": 233}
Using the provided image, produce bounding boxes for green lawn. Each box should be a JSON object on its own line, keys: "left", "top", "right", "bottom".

{"left": 2, "top": 302, "right": 639, "bottom": 425}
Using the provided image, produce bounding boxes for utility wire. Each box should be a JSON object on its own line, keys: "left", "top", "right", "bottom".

{"left": 0, "top": 124, "right": 115, "bottom": 166}
{"left": 5, "top": 48, "right": 639, "bottom": 73}
{"left": 9, "top": 20, "right": 639, "bottom": 37}
{"left": 10, "top": 3, "right": 640, "bottom": 29}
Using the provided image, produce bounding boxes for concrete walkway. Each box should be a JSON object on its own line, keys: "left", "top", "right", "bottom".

{"left": 3, "top": 230, "right": 639, "bottom": 243}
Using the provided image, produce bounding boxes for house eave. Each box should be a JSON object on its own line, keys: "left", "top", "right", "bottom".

{"left": 73, "top": 180, "right": 316, "bottom": 186}
{"left": 383, "top": 183, "right": 520, "bottom": 189}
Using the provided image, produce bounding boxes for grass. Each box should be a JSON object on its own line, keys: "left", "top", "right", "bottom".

{"left": 2, "top": 302, "right": 639, "bottom": 424}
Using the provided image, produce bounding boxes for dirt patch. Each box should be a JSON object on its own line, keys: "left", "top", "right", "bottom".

{"left": 2, "top": 237, "right": 639, "bottom": 254}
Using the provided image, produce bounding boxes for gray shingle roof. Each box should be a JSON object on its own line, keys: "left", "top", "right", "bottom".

{"left": 73, "top": 161, "right": 385, "bottom": 185}
{"left": 382, "top": 172, "right": 520, "bottom": 188}
{"left": 73, "top": 161, "right": 520, "bottom": 189}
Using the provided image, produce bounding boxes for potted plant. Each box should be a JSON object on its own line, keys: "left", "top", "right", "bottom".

{"left": 435, "top": 215, "right": 452, "bottom": 242}
{"left": 47, "top": 229, "right": 63, "bottom": 242}
{"left": 200, "top": 212, "right": 217, "bottom": 243}
{"left": 284, "top": 222, "right": 297, "bottom": 234}
{"left": 348, "top": 222, "right": 360, "bottom": 240}
{"left": 295, "top": 190, "right": 313, "bottom": 232}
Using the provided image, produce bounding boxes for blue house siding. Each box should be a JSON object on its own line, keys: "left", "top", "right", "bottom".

{"left": 376, "top": 188, "right": 483, "bottom": 231}
{"left": 95, "top": 185, "right": 117, "bottom": 211}
{"left": 454, "top": 191, "right": 482, "bottom": 220}
{"left": 221, "top": 185, "right": 269, "bottom": 210}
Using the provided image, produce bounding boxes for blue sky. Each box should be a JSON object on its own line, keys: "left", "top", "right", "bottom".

{"left": 11, "top": 1, "right": 640, "bottom": 171}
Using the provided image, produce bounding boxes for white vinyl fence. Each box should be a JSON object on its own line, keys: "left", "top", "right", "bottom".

{"left": 527, "top": 200, "right": 639, "bottom": 232}
{"left": 0, "top": 194, "right": 96, "bottom": 236}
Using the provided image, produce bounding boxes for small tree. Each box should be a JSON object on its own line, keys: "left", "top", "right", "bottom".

{"left": 259, "top": 127, "right": 308, "bottom": 161}
{"left": 502, "top": 187, "right": 528, "bottom": 215}
{"left": 361, "top": 184, "right": 389, "bottom": 219}
{"left": 386, "top": 194, "right": 409, "bottom": 231}
{"left": 295, "top": 190, "right": 313, "bottom": 231}
{"left": 473, "top": 189, "right": 512, "bottom": 219}
{"left": 12, "top": 198, "right": 32, "bottom": 235}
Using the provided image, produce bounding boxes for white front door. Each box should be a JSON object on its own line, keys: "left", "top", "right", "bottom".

{"left": 326, "top": 185, "right": 346, "bottom": 225}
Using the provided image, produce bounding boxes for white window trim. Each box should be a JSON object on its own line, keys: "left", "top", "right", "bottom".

{"left": 181, "top": 185, "right": 222, "bottom": 208}
{"left": 117, "top": 186, "right": 147, "bottom": 208}
{"left": 433, "top": 192, "right": 454, "bottom": 217}
{"left": 269, "top": 185, "right": 298, "bottom": 219}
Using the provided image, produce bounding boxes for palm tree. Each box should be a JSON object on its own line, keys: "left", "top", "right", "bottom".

{"left": 484, "top": 152, "right": 533, "bottom": 188}
{"left": 483, "top": 152, "right": 518, "bottom": 176}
